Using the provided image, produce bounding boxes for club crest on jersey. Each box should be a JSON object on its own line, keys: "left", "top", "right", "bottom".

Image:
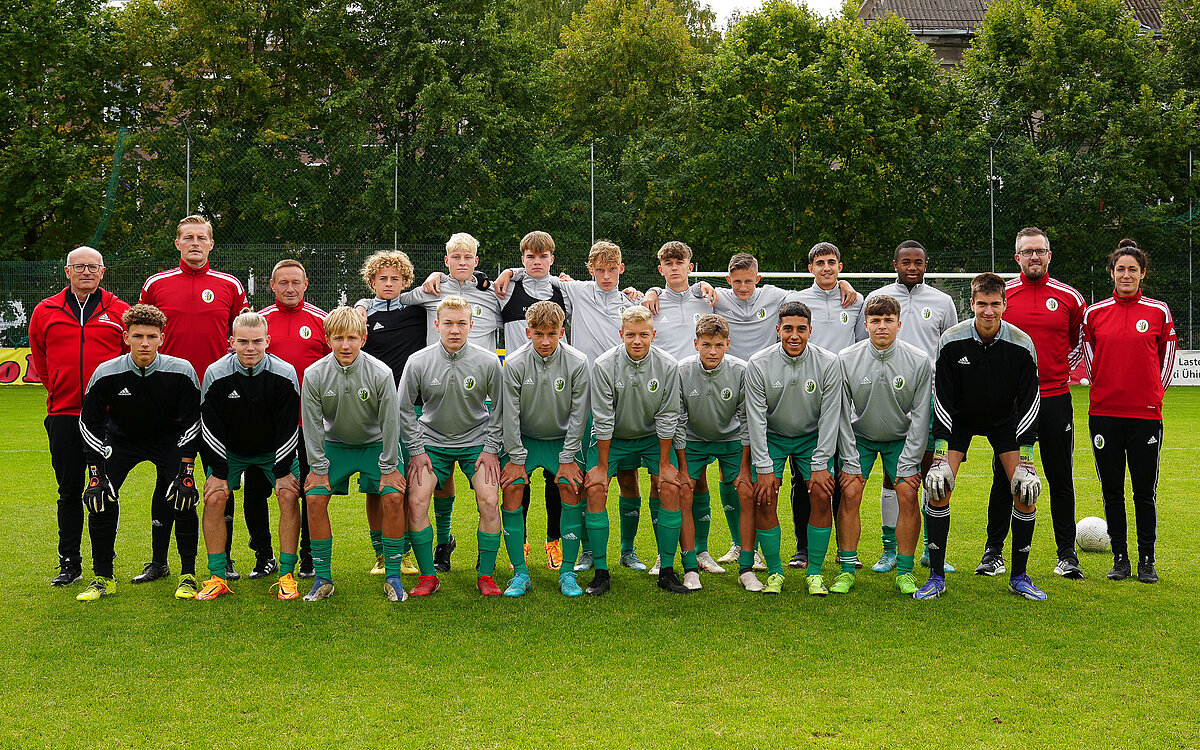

{"left": 721, "top": 387, "right": 733, "bottom": 400}
{"left": 1093, "top": 434, "right": 1105, "bottom": 449}
{"left": 464, "top": 376, "right": 476, "bottom": 391}
{"left": 804, "top": 379, "right": 816, "bottom": 393}
{"left": 756, "top": 308, "right": 768, "bottom": 320}
{"left": 1136, "top": 319, "right": 1150, "bottom": 333}
{"left": 357, "top": 388, "right": 369, "bottom": 401}
{"left": 299, "top": 326, "right": 312, "bottom": 339}
{"left": 840, "top": 311, "right": 850, "bottom": 325}
{"left": 473, "top": 304, "right": 483, "bottom": 317}
{"left": 202, "top": 289, "right": 215, "bottom": 303}
{"left": 648, "top": 378, "right": 660, "bottom": 393}
{"left": 921, "top": 307, "right": 932, "bottom": 320}
{"left": 893, "top": 376, "right": 904, "bottom": 390}
{"left": 1045, "top": 298, "right": 1059, "bottom": 312}
{"left": 554, "top": 377, "right": 566, "bottom": 392}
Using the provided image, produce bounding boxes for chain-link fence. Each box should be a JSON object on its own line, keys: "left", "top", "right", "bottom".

{"left": 3, "top": 125, "right": 1196, "bottom": 347}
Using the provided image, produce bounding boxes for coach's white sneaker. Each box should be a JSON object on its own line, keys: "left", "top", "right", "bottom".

{"left": 682, "top": 570, "right": 702, "bottom": 591}
{"left": 696, "top": 551, "right": 726, "bottom": 574}
{"left": 648, "top": 554, "right": 661, "bottom": 576}
{"left": 717, "top": 544, "right": 740, "bottom": 565}
{"left": 753, "top": 551, "right": 767, "bottom": 571}
{"left": 739, "top": 571, "right": 764, "bottom": 592}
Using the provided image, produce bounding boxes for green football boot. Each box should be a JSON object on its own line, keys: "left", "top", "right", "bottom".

{"left": 806, "top": 574, "right": 828, "bottom": 597}
{"left": 762, "top": 573, "right": 785, "bottom": 594}
{"left": 77, "top": 577, "right": 116, "bottom": 601}
{"left": 895, "top": 572, "right": 919, "bottom": 595}
{"left": 829, "top": 572, "right": 855, "bottom": 594}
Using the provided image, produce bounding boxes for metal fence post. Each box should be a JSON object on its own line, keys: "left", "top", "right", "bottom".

{"left": 590, "top": 142, "right": 595, "bottom": 247}
{"left": 1190, "top": 149, "right": 1194, "bottom": 348}
{"left": 183, "top": 122, "right": 192, "bottom": 214}
{"left": 394, "top": 142, "right": 399, "bottom": 251}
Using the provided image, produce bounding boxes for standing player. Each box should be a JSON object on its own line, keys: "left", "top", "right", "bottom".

{"left": 138, "top": 215, "right": 249, "bottom": 583}
{"left": 29, "top": 246, "right": 129, "bottom": 587}
{"left": 301, "top": 307, "right": 407, "bottom": 602}
{"left": 195, "top": 313, "right": 303, "bottom": 601}
{"left": 677, "top": 314, "right": 756, "bottom": 590}
{"left": 354, "top": 250, "right": 426, "bottom": 578}
{"left": 499, "top": 301, "right": 590, "bottom": 597}
{"left": 864, "top": 240, "right": 960, "bottom": 574}
{"left": 585, "top": 306, "right": 687, "bottom": 595}
{"left": 746, "top": 302, "right": 841, "bottom": 595}
{"left": 918, "top": 273, "right": 1044, "bottom": 601}
{"left": 834, "top": 295, "right": 932, "bottom": 596}
{"left": 398, "top": 297, "right": 504, "bottom": 597}
{"left": 976, "top": 228, "right": 1087, "bottom": 580}
{"left": 1082, "top": 241, "right": 1175, "bottom": 584}
{"left": 76, "top": 305, "right": 202, "bottom": 601}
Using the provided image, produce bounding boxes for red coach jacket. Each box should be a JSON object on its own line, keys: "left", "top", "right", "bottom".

{"left": 139, "top": 260, "right": 248, "bottom": 380}
{"left": 1003, "top": 273, "right": 1086, "bottom": 398}
{"left": 28, "top": 288, "right": 130, "bottom": 416}
{"left": 1082, "top": 290, "right": 1176, "bottom": 421}
{"left": 259, "top": 301, "right": 331, "bottom": 387}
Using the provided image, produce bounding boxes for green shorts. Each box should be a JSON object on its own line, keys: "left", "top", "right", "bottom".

{"left": 206, "top": 451, "right": 301, "bottom": 491}
{"left": 926, "top": 393, "right": 937, "bottom": 452}
{"left": 603, "top": 435, "right": 679, "bottom": 478}
{"left": 427, "top": 445, "right": 486, "bottom": 486}
{"left": 502, "top": 437, "right": 585, "bottom": 485}
{"left": 853, "top": 436, "right": 905, "bottom": 483}
{"left": 684, "top": 440, "right": 744, "bottom": 482}
{"left": 306, "top": 441, "right": 404, "bottom": 497}
{"left": 757, "top": 432, "right": 833, "bottom": 480}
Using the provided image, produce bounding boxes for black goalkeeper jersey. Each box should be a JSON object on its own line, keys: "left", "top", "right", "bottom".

{"left": 356, "top": 297, "right": 428, "bottom": 385}
{"left": 79, "top": 353, "right": 201, "bottom": 461}
{"left": 200, "top": 352, "right": 301, "bottom": 481}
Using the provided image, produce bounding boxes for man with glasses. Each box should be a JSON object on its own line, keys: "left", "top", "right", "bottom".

{"left": 974, "top": 228, "right": 1087, "bottom": 580}
{"left": 29, "top": 247, "right": 130, "bottom": 588}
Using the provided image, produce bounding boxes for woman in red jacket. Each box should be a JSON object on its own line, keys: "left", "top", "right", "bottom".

{"left": 1081, "top": 240, "right": 1176, "bottom": 584}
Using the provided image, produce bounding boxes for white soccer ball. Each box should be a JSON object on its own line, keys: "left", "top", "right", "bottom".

{"left": 1076, "top": 516, "right": 1110, "bottom": 553}
{"left": 1079, "top": 378, "right": 1091, "bottom": 386}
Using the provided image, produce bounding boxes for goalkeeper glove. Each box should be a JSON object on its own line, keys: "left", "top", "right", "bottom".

{"left": 923, "top": 458, "right": 955, "bottom": 502}
{"left": 82, "top": 463, "right": 117, "bottom": 513}
{"left": 167, "top": 461, "right": 199, "bottom": 511}
{"left": 1011, "top": 464, "right": 1041, "bottom": 505}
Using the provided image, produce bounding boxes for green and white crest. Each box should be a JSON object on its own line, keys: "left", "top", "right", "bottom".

{"left": 299, "top": 325, "right": 312, "bottom": 339}
{"left": 804, "top": 378, "right": 816, "bottom": 393}
{"left": 201, "top": 289, "right": 215, "bottom": 304}
{"left": 473, "top": 304, "right": 483, "bottom": 317}
{"left": 756, "top": 308, "right": 767, "bottom": 320}
{"left": 1093, "top": 433, "right": 1105, "bottom": 449}
{"left": 921, "top": 306, "right": 932, "bottom": 320}
{"left": 1045, "top": 298, "right": 1059, "bottom": 312}
{"left": 721, "top": 387, "right": 733, "bottom": 400}
{"left": 1136, "top": 319, "right": 1150, "bottom": 333}
{"left": 840, "top": 311, "right": 850, "bottom": 325}
{"left": 357, "top": 388, "right": 369, "bottom": 401}
{"left": 647, "top": 378, "right": 660, "bottom": 393}
{"left": 464, "top": 375, "right": 477, "bottom": 390}
{"left": 892, "top": 376, "right": 905, "bottom": 390}
{"left": 554, "top": 377, "right": 566, "bottom": 392}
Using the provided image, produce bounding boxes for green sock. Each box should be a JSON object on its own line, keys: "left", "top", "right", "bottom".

{"left": 757, "top": 525, "right": 783, "bottom": 576}
{"left": 897, "top": 553, "right": 915, "bottom": 575}
{"left": 882, "top": 526, "right": 897, "bottom": 553}
{"left": 279, "top": 552, "right": 298, "bottom": 577}
{"left": 692, "top": 491, "right": 712, "bottom": 554}
{"left": 618, "top": 495, "right": 641, "bottom": 552}
{"left": 719, "top": 481, "right": 740, "bottom": 542}
{"left": 806, "top": 525, "right": 832, "bottom": 577}
{"left": 408, "top": 526, "right": 435, "bottom": 575}
{"left": 369, "top": 529, "right": 383, "bottom": 556}
{"left": 434, "top": 496, "right": 454, "bottom": 545}
{"left": 311, "top": 537, "right": 333, "bottom": 580}
{"left": 738, "top": 547, "right": 755, "bottom": 571}
{"left": 656, "top": 508, "right": 682, "bottom": 569}
{"left": 585, "top": 511, "right": 611, "bottom": 570}
{"left": 478, "top": 531, "right": 501, "bottom": 577}
{"left": 681, "top": 549, "right": 698, "bottom": 571}
{"left": 838, "top": 549, "right": 857, "bottom": 574}
{"left": 560, "top": 501, "right": 584, "bottom": 568}
{"left": 502, "top": 508, "right": 528, "bottom": 575}
{"left": 207, "top": 552, "right": 227, "bottom": 580}
{"left": 383, "top": 536, "right": 405, "bottom": 576}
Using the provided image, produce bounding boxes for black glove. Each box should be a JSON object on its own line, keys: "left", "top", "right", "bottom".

{"left": 474, "top": 270, "right": 491, "bottom": 291}
{"left": 83, "top": 463, "right": 118, "bottom": 513}
{"left": 166, "top": 461, "right": 199, "bottom": 512}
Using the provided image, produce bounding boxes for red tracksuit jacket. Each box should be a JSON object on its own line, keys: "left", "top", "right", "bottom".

{"left": 1082, "top": 290, "right": 1176, "bottom": 420}
{"left": 138, "top": 260, "right": 248, "bottom": 380}
{"left": 259, "top": 301, "right": 331, "bottom": 386}
{"left": 1003, "top": 273, "right": 1086, "bottom": 398}
{"left": 28, "top": 288, "right": 130, "bottom": 416}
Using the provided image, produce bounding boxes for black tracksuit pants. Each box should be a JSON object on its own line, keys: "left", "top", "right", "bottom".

{"left": 241, "top": 444, "right": 312, "bottom": 560}
{"left": 1089, "top": 415, "right": 1162, "bottom": 562}
{"left": 45, "top": 415, "right": 86, "bottom": 566}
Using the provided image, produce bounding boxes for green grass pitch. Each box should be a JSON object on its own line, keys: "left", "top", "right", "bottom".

{"left": 3, "top": 386, "right": 1199, "bottom": 748}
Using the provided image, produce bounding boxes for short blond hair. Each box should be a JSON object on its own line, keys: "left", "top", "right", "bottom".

{"left": 658, "top": 241, "right": 691, "bottom": 264}
{"left": 695, "top": 314, "right": 730, "bottom": 339}
{"left": 232, "top": 311, "right": 268, "bottom": 333}
{"left": 520, "top": 231, "right": 555, "bottom": 255}
{"left": 271, "top": 259, "right": 306, "bottom": 280}
{"left": 437, "top": 295, "right": 471, "bottom": 319}
{"left": 324, "top": 306, "right": 367, "bottom": 339}
{"left": 176, "top": 215, "right": 213, "bottom": 240}
{"left": 446, "top": 232, "right": 479, "bottom": 255}
{"left": 620, "top": 305, "right": 654, "bottom": 329}
{"left": 525, "top": 301, "right": 565, "bottom": 330}
{"left": 360, "top": 250, "right": 415, "bottom": 290}
{"left": 587, "top": 241, "right": 622, "bottom": 269}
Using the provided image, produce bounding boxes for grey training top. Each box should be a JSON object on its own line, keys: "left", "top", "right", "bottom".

{"left": 676, "top": 353, "right": 750, "bottom": 446}
{"left": 301, "top": 351, "right": 401, "bottom": 474}
{"left": 651, "top": 284, "right": 718, "bottom": 361}
{"left": 836, "top": 338, "right": 933, "bottom": 478}
{"left": 785, "top": 283, "right": 866, "bottom": 353}
{"left": 559, "top": 278, "right": 635, "bottom": 365}
{"left": 863, "top": 281, "right": 959, "bottom": 361}
{"left": 712, "top": 284, "right": 791, "bottom": 361}
{"left": 397, "top": 341, "right": 503, "bottom": 456}
{"left": 591, "top": 344, "right": 680, "bottom": 443}
{"left": 745, "top": 342, "right": 841, "bottom": 475}
{"left": 501, "top": 341, "right": 591, "bottom": 465}
{"left": 399, "top": 274, "right": 503, "bottom": 352}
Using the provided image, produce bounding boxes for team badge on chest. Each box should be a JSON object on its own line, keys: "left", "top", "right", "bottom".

{"left": 299, "top": 326, "right": 312, "bottom": 339}
{"left": 202, "top": 289, "right": 215, "bottom": 303}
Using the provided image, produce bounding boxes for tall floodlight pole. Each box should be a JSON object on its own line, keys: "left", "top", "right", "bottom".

{"left": 590, "top": 142, "right": 595, "bottom": 247}
{"left": 394, "top": 142, "right": 399, "bottom": 251}
{"left": 183, "top": 120, "right": 192, "bottom": 214}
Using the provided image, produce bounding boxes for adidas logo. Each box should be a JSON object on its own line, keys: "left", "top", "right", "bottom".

{"left": 1065, "top": 424, "right": 1072, "bottom": 432}
{"left": 689, "top": 389, "right": 700, "bottom": 397}
{"left": 325, "top": 389, "right": 336, "bottom": 397}
{"left": 524, "top": 377, "right": 535, "bottom": 385}
{"left": 118, "top": 387, "right": 131, "bottom": 396}
{"left": 1018, "top": 545, "right": 1031, "bottom": 553}
{"left": 958, "top": 356, "right": 970, "bottom": 365}
{"left": 700, "top": 514, "right": 711, "bottom": 522}
{"left": 563, "top": 532, "right": 579, "bottom": 541}
{"left": 373, "top": 322, "right": 384, "bottom": 330}
{"left": 152, "top": 519, "right": 163, "bottom": 527}
{"left": 771, "top": 380, "right": 783, "bottom": 388}
{"left": 228, "top": 390, "right": 240, "bottom": 399}
{"left": 622, "top": 510, "right": 639, "bottom": 517}
{"left": 1148, "top": 436, "right": 1158, "bottom": 445}
{"left": 99, "top": 313, "right": 111, "bottom": 322}
{"left": 430, "top": 378, "right": 441, "bottom": 386}
{"left": 859, "top": 376, "right": 871, "bottom": 385}
{"left": 927, "top": 542, "right": 941, "bottom": 550}
{"left": 723, "top": 505, "right": 735, "bottom": 512}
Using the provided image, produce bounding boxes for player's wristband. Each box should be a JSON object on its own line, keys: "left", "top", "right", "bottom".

{"left": 1019, "top": 445, "right": 1035, "bottom": 464}
{"left": 933, "top": 439, "right": 949, "bottom": 460}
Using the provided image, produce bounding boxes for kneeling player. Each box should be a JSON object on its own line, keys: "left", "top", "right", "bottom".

{"left": 499, "top": 301, "right": 591, "bottom": 597}
{"left": 77, "top": 304, "right": 202, "bottom": 601}
{"left": 834, "top": 295, "right": 932, "bottom": 595}
{"left": 584, "top": 306, "right": 687, "bottom": 596}
{"left": 302, "top": 307, "right": 407, "bottom": 602}
{"left": 678, "top": 314, "right": 755, "bottom": 591}
{"left": 918, "top": 273, "right": 1044, "bottom": 600}
{"left": 399, "top": 296, "right": 504, "bottom": 597}
{"left": 197, "top": 313, "right": 304, "bottom": 601}
{"left": 746, "top": 302, "right": 840, "bottom": 595}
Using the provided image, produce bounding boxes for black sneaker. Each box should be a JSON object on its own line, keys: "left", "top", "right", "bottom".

{"left": 249, "top": 556, "right": 279, "bottom": 580}
{"left": 51, "top": 562, "right": 82, "bottom": 587}
{"left": 1054, "top": 558, "right": 1084, "bottom": 580}
{"left": 787, "top": 551, "right": 808, "bottom": 569}
{"left": 225, "top": 558, "right": 241, "bottom": 582}
{"left": 656, "top": 568, "right": 689, "bottom": 594}
{"left": 585, "top": 569, "right": 611, "bottom": 596}
{"left": 434, "top": 534, "right": 456, "bottom": 573}
{"left": 1107, "top": 555, "right": 1131, "bottom": 581}
{"left": 298, "top": 556, "right": 315, "bottom": 579}
{"left": 131, "top": 561, "right": 170, "bottom": 584}
{"left": 974, "top": 554, "right": 1006, "bottom": 577}
{"left": 1137, "top": 559, "right": 1158, "bottom": 584}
